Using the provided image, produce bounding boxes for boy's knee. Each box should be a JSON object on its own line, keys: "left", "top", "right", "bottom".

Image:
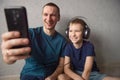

{"left": 58, "top": 74, "right": 65, "bottom": 80}
{"left": 58, "top": 74, "right": 72, "bottom": 80}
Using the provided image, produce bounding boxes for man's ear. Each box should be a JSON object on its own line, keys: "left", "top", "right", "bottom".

{"left": 58, "top": 15, "right": 60, "bottom": 21}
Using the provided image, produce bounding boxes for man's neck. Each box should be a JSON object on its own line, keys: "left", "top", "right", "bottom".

{"left": 43, "top": 27, "right": 55, "bottom": 36}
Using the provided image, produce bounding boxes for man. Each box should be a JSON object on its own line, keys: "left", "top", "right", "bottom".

{"left": 1, "top": 2, "right": 66, "bottom": 80}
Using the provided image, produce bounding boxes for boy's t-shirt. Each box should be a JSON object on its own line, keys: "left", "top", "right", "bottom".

{"left": 64, "top": 40, "right": 99, "bottom": 72}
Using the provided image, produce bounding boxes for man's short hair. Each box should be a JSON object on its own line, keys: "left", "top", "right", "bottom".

{"left": 43, "top": 2, "right": 60, "bottom": 16}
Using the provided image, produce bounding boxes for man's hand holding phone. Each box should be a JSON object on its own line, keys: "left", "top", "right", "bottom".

{"left": 1, "top": 6, "right": 31, "bottom": 64}
{"left": 1, "top": 31, "right": 31, "bottom": 64}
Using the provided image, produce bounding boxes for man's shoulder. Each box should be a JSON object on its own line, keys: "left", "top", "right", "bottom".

{"left": 55, "top": 31, "right": 66, "bottom": 40}
{"left": 28, "top": 26, "right": 43, "bottom": 35}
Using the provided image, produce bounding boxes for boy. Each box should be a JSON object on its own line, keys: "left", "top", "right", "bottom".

{"left": 58, "top": 18, "right": 120, "bottom": 80}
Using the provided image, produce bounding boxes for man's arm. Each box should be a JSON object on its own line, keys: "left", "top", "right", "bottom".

{"left": 45, "top": 57, "right": 64, "bottom": 80}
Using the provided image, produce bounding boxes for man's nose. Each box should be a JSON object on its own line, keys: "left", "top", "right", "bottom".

{"left": 47, "top": 15, "right": 51, "bottom": 21}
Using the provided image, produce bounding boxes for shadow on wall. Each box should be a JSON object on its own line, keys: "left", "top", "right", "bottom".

{"left": 90, "top": 29, "right": 120, "bottom": 77}
{"left": 56, "top": 16, "right": 70, "bottom": 37}
{"left": 99, "top": 63, "right": 120, "bottom": 77}
{"left": 90, "top": 29, "right": 105, "bottom": 64}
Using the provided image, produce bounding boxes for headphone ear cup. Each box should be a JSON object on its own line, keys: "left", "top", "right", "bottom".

{"left": 83, "top": 25, "right": 90, "bottom": 39}
{"left": 65, "top": 28, "right": 69, "bottom": 37}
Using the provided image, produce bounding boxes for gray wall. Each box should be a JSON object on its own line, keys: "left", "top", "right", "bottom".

{"left": 0, "top": 0, "right": 120, "bottom": 77}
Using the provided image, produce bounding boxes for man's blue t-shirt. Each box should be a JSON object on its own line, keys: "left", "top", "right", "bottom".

{"left": 64, "top": 40, "right": 99, "bottom": 72}
{"left": 21, "top": 27, "right": 66, "bottom": 78}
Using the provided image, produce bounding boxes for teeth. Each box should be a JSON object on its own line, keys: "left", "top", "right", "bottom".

{"left": 72, "top": 37, "right": 77, "bottom": 39}
{"left": 46, "top": 21, "right": 52, "bottom": 24}
{"left": 71, "top": 38, "right": 78, "bottom": 41}
{"left": 47, "top": 22, "right": 52, "bottom": 26}
{"left": 71, "top": 38, "right": 76, "bottom": 41}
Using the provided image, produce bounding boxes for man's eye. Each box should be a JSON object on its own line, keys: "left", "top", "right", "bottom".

{"left": 52, "top": 14, "right": 56, "bottom": 16}
{"left": 44, "top": 13, "right": 48, "bottom": 16}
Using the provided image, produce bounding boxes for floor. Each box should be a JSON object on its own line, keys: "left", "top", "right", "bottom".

{"left": 0, "top": 75, "right": 19, "bottom": 80}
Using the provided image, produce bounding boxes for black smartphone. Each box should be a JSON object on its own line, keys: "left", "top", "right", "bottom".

{"left": 4, "top": 6, "right": 30, "bottom": 48}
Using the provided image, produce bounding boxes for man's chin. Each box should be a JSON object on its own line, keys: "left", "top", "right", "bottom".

{"left": 46, "top": 27, "right": 54, "bottom": 30}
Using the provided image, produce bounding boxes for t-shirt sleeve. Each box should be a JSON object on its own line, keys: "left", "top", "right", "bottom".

{"left": 60, "top": 40, "right": 67, "bottom": 57}
{"left": 63, "top": 44, "right": 71, "bottom": 57}
{"left": 86, "top": 42, "right": 95, "bottom": 56}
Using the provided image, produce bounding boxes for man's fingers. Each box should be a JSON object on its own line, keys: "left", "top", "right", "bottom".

{"left": 1, "top": 31, "right": 20, "bottom": 41}
{"left": 7, "top": 54, "right": 30, "bottom": 63}
{"left": 6, "top": 47, "right": 31, "bottom": 56}
{"left": 2, "top": 38, "right": 29, "bottom": 49}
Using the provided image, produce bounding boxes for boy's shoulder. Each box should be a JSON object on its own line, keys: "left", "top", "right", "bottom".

{"left": 83, "top": 40, "right": 92, "bottom": 44}
{"left": 83, "top": 40, "right": 94, "bottom": 48}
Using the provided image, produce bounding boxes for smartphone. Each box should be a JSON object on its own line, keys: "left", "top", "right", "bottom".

{"left": 4, "top": 6, "right": 30, "bottom": 48}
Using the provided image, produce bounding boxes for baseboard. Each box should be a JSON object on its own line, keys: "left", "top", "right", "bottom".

{"left": 0, "top": 75, "right": 20, "bottom": 80}
{"left": 98, "top": 63, "right": 120, "bottom": 77}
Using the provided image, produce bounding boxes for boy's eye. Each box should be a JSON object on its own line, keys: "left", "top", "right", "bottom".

{"left": 76, "top": 30, "right": 81, "bottom": 32}
{"left": 69, "top": 30, "right": 72, "bottom": 32}
{"left": 75, "top": 30, "right": 79, "bottom": 32}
